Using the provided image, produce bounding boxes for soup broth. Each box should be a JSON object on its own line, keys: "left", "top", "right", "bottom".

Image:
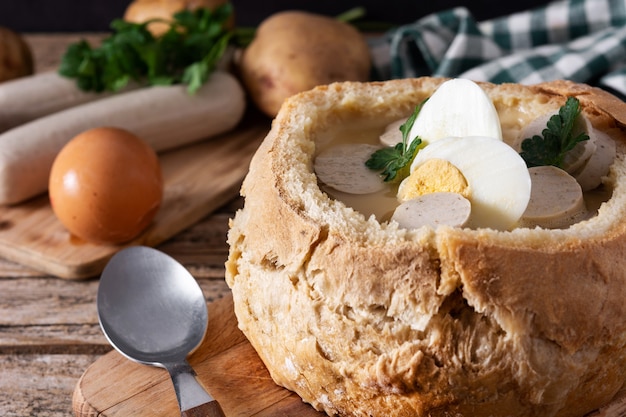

{"left": 314, "top": 119, "right": 613, "bottom": 228}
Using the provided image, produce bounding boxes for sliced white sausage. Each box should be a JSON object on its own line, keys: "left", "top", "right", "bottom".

{"left": 572, "top": 129, "right": 616, "bottom": 191}
{"left": 379, "top": 118, "right": 405, "bottom": 147}
{"left": 314, "top": 143, "right": 386, "bottom": 194}
{"left": 0, "top": 71, "right": 131, "bottom": 133}
{"left": 519, "top": 165, "right": 587, "bottom": 229}
{"left": 512, "top": 113, "right": 549, "bottom": 152}
{"left": 513, "top": 111, "right": 596, "bottom": 174}
{"left": 0, "top": 71, "right": 246, "bottom": 205}
{"left": 391, "top": 192, "right": 471, "bottom": 229}
{"left": 561, "top": 132, "right": 596, "bottom": 174}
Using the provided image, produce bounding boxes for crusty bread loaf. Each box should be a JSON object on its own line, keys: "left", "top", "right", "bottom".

{"left": 225, "top": 77, "right": 626, "bottom": 417}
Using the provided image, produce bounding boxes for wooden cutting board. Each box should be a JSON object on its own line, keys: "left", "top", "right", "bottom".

{"left": 0, "top": 112, "right": 269, "bottom": 280}
{"left": 72, "top": 293, "right": 325, "bottom": 417}
{"left": 72, "top": 293, "right": 626, "bottom": 417}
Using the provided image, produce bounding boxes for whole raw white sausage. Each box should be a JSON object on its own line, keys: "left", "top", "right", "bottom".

{"left": 0, "top": 71, "right": 246, "bottom": 205}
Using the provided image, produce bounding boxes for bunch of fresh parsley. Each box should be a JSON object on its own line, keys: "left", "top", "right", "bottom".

{"left": 58, "top": 4, "right": 233, "bottom": 94}
{"left": 519, "top": 97, "right": 590, "bottom": 168}
{"left": 365, "top": 101, "right": 425, "bottom": 182}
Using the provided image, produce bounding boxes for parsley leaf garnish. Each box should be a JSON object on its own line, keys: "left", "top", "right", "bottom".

{"left": 519, "top": 97, "right": 590, "bottom": 168}
{"left": 58, "top": 5, "right": 233, "bottom": 94}
{"left": 365, "top": 101, "right": 425, "bottom": 182}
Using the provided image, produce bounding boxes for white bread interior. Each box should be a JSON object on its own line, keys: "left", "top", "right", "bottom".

{"left": 225, "top": 77, "right": 626, "bottom": 417}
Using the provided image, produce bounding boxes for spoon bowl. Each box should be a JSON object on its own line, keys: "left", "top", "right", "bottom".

{"left": 97, "top": 245, "right": 225, "bottom": 417}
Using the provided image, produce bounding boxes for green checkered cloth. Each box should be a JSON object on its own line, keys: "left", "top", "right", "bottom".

{"left": 370, "top": 0, "right": 626, "bottom": 99}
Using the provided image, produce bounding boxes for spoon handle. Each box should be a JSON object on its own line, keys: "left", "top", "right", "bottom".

{"left": 164, "top": 361, "right": 226, "bottom": 416}
{"left": 182, "top": 400, "right": 226, "bottom": 417}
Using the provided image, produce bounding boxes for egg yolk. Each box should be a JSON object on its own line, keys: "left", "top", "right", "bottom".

{"left": 49, "top": 126, "right": 163, "bottom": 244}
{"left": 397, "top": 158, "right": 469, "bottom": 202}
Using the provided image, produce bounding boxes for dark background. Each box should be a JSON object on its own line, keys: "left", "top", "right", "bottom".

{"left": 0, "top": 0, "right": 550, "bottom": 32}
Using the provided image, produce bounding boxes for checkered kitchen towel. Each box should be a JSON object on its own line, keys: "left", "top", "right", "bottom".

{"left": 370, "top": 0, "right": 626, "bottom": 99}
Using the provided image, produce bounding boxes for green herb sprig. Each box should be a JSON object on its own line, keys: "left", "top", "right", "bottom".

{"left": 58, "top": 4, "right": 233, "bottom": 94}
{"left": 365, "top": 101, "right": 425, "bottom": 182}
{"left": 519, "top": 97, "right": 590, "bottom": 168}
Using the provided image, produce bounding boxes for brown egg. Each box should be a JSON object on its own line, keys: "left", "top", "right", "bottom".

{"left": 49, "top": 127, "right": 163, "bottom": 244}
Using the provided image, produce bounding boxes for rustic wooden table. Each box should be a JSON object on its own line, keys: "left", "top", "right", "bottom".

{"left": 0, "top": 34, "right": 240, "bottom": 417}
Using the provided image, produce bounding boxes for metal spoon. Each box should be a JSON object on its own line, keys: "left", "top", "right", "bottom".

{"left": 97, "top": 245, "right": 225, "bottom": 417}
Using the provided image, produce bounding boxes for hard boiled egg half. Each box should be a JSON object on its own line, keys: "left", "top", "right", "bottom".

{"left": 396, "top": 78, "right": 531, "bottom": 231}
{"left": 409, "top": 78, "right": 502, "bottom": 146}
{"left": 403, "top": 136, "right": 531, "bottom": 230}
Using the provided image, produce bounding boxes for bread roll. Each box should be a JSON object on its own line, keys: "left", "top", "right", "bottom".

{"left": 123, "top": 0, "right": 232, "bottom": 36}
{"left": 225, "top": 77, "right": 626, "bottom": 416}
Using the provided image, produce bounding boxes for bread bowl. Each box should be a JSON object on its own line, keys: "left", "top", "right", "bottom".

{"left": 225, "top": 77, "right": 626, "bottom": 416}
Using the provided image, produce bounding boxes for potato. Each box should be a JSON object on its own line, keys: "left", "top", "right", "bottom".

{"left": 238, "top": 11, "right": 371, "bottom": 118}
{"left": 124, "top": 0, "right": 233, "bottom": 36}
{"left": 0, "top": 26, "right": 33, "bottom": 83}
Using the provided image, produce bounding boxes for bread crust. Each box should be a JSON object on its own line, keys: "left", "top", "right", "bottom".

{"left": 225, "top": 77, "right": 626, "bottom": 416}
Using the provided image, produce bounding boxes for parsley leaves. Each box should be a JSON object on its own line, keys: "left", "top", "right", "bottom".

{"left": 365, "top": 101, "right": 425, "bottom": 182}
{"left": 519, "top": 97, "right": 590, "bottom": 168}
{"left": 58, "top": 5, "right": 233, "bottom": 94}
